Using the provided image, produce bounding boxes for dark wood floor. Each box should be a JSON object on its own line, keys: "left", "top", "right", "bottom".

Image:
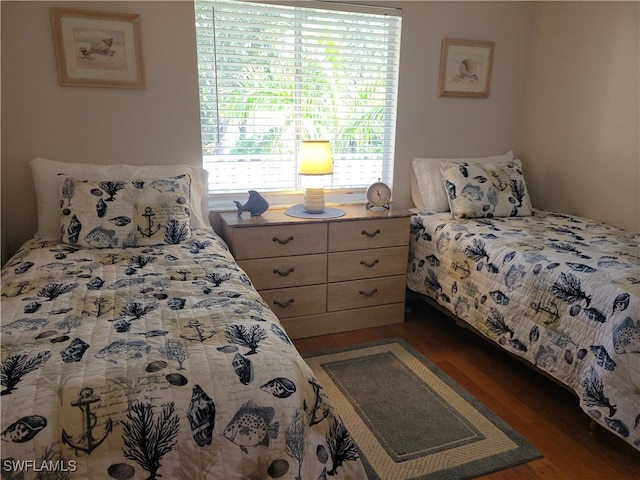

{"left": 293, "top": 298, "right": 640, "bottom": 479}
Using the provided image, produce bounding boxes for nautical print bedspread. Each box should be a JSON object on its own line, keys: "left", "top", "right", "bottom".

{"left": 407, "top": 210, "right": 640, "bottom": 451}
{"left": 1, "top": 230, "right": 367, "bottom": 479}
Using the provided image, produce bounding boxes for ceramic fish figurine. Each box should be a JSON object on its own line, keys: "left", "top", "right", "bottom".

{"left": 234, "top": 190, "right": 269, "bottom": 217}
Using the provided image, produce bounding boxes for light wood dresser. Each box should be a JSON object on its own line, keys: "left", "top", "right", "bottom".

{"left": 219, "top": 205, "right": 410, "bottom": 338}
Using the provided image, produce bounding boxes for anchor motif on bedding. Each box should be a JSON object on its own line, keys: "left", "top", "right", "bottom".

{"left": 137, "top": 207, "right": 161, "bottom": 238}
{"left": 530, "top": 299, "right": 560, "bottom": 325}
{"left": 62, "top": 387, "right": 113, "bottom": 454}
{"left": 490, "top": 171, "right": 509, "bottom": 191}
{"left": 304, "top": 378, "right": 330, "bottom": 426}
{"left": 451, "top": 260, "right": 471, "bottom": 279}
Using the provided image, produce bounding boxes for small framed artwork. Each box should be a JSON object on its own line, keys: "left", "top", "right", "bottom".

{"left": 51, "top": 8, "right": 145, "bottom": 89}
{"left": 438, "top": 38, "right": 495, "bottom": 98}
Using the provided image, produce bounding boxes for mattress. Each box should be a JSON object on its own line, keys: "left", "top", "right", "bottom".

{"left": 1, "top": 229, "right": 367, "bottom": 479}
{"left": 407, "top": 210, "right": 640, "bottom": 451}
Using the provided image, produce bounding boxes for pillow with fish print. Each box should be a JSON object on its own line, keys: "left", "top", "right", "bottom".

{"left": 439, "top": 159, "right": 533, "bottom": 219}
{"left": 59, "top": 175, "right": 192, "bottom": 248}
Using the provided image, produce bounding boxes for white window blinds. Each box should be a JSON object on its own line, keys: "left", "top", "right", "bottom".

{"left": 194, "top": 0, "right": 402, "bottom": 202}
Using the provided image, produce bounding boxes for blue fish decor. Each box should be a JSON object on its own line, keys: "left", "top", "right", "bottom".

{"left": 234, "top": 190, "right": 269, "bottom": 217}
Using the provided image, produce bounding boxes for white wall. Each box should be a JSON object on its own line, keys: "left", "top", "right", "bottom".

{"left": 519, "top": 1, "right": 639, "bottom": 231}
{"left": 393, "top": 1, "right": 535, "bottom": 210}
{"left": 1, "top": 1, "right": 536, "bottom": 261}
{"left": 3, "top": 1, "right": 638, "bottom": 261}
{"left": 1, "top": 1, "right": 203, "bottom": 257}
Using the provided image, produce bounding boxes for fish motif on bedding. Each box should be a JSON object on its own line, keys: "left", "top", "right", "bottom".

{"left": 407, "top": 210, "right": 640, "bottom": 452}
{"left": 223, "top": 400, "right": 280, "bottom": 453}
{"left": 1, "top": 318, "right": 49, "bottom": 334}
{"left": 94, "top": 340, "right": 151, "bottom": 364}
{"left": 613, "top": 317, "right": 640, "bottom": 354}
{"left": 0, "top": 229, "right": 367, "bottom": 479}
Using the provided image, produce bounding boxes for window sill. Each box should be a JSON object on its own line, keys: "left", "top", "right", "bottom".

{"left": 207, "top": 189, "right": 367, "bottom": 213}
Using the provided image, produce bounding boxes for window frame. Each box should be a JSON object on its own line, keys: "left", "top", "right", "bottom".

{"left": 194, "top": 0, "right": 402, "bottom": 210}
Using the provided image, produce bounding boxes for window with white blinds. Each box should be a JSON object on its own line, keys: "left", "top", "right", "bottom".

{"left": 194, "top": 0, "right": 402, "bottom": 206}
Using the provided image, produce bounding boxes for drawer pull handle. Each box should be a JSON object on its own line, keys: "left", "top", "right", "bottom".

{"left": 274, "top": 298, "right": 295, "bottom": 308}
{"left": 360, "top": 259, "right": 379, "bottom": 268}
{"left": 273, "top": 235, "right": 294, "bottom": 244}
{"left": 273, "top": 267, "right": 295, "bottom": 277}
{"left": 362, "top": 229, "right": 381, "bottom": 238}
{"left": 359, "top": 288, "right": 378, "bottom": 297}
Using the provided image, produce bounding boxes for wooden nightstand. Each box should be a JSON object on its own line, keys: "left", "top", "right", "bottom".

{"left": 219, "top": 205, "right": 410, "bottom": 339}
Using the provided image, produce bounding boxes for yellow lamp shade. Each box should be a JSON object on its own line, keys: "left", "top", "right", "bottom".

{"left": 298, "top": 140, "right": 333, "bottom": 175}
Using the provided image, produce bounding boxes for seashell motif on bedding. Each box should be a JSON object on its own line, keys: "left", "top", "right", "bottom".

{"left": 1, "top": 415, "right": 47, "bottom": 443}
{"left": 407, "top": 210, "right": 640, "bottom": 451}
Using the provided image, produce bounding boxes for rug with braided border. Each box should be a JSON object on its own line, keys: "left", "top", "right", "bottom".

{"left": 303, "top": 338, "right": 541, "bottom": 480}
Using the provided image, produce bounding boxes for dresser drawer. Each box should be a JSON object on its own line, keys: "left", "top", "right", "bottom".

{"left": 219, "top": 206, "right": 410, "bottom": 337}
{"left": 260, "top": 285, "right": 326, "bottom": 319}
{"left": 327, "top": 275, "right": 406, "bottom": 311}
{"left": 232, "top": 223, "right": 327, "bottom": 259}
{"left": 239, "top": 254, "right": 327, "bottom": 290}
{"left": 328, "top": 246, "right": 408, "bottom": 282}
{"left": 328, "top": 217, "right": 409, "bottom": 252}
{"left": 281, "top": 303, "right": 406, "bottom": 339}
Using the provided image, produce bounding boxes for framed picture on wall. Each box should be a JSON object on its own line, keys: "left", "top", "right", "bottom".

{"left": 51, "top": 8, "right": 145, "bottom": 89}
{"left": 438, "top": 38, "right": 494, "bottom": 98}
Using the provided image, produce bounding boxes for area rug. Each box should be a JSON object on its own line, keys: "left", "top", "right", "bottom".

{"left": 303, "top": 339, "right": 541, "bottom": 480}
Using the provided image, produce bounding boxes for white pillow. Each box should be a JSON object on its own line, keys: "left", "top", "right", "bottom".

{"left": 410, "top": 151, "right": 513, "bottom": 212}
{"left": 31, "top": 158, "right": 210, "bottom": 238}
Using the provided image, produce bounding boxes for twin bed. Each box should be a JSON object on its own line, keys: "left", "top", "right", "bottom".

{"left": 406, "top": 151, "right": 640, "bottom": 453}
{"left": 1, "top": 159, "right": 367, "bottom": 479}
{"left": 2, "top": 153, "right": 638, "bottom": 480}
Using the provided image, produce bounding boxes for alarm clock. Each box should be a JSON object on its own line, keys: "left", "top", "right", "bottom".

{"left": 366, "top": 181, "right": 391, "bottom": 210}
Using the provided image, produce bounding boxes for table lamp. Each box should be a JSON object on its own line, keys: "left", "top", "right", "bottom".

{"left": 298, "top": 140, "right": 333, "bottom": 213}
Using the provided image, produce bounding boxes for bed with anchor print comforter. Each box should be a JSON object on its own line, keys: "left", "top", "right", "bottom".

{"left": 407, "top": 210, "right": 640, "bottom": 452}
{"left": 1, "top": 229, "right": 367, "bottom": 480}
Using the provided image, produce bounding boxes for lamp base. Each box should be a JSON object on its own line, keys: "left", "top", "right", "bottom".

{"left": 303, "top": 188, "right": 326, "bottom": 213}
{"left": 285, "top": 204, "right": 345, "bottom": 219}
